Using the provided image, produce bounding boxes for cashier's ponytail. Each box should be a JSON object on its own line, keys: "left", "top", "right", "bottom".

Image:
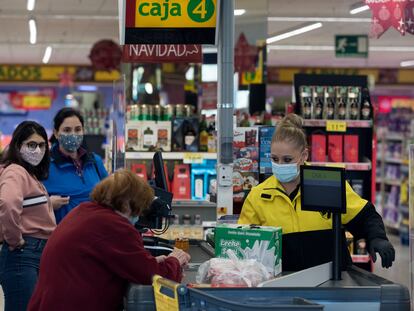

{"left": 272, "top": 114, "right": 307, "bottom": 151}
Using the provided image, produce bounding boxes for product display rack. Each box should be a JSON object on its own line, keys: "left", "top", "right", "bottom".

{"left": 376, "top": 128, "right": 411, "bottom": 241}
{"left": 294, "top": 74, "right": 375, "bottom": 269}
{"left": 125, "top": 152, "right": 217, "bottom": 160}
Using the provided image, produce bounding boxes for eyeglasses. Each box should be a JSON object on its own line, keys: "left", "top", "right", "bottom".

{"left": 26, "top": 141, "right": 47, "bottom": 151}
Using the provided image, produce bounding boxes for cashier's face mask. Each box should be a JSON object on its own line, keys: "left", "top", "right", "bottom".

{"left": 58, "top": 134, "right": 83, "bottom": 153}
{"left": 271, "top": 162, "right": 299, "bottom": 183}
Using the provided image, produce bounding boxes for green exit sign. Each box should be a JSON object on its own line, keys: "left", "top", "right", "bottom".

{"left": 335, "top": 35, "right": 368, "bottom": 58}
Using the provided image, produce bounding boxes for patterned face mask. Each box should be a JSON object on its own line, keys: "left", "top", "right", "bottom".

{"left": 58, "top": 134, "right": 83, "bottom": 153}
{"left": 20, "top": 145, "right": 45, "bottom": 166}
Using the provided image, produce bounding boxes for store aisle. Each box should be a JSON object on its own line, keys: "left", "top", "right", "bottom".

{"left": 372, "top": 233, "right": 410, "bottom": 289}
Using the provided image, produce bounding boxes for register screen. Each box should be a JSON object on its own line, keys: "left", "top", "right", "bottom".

{"left": 301, "top": 167, "right": 346, "bottom": 214}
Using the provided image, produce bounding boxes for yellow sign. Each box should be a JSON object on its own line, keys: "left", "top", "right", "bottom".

{"left": 22, "top": 96, "right": 52, "bottom": 109}
{"left": 183, "top": 152, "right": 204, "bottom": 164}
{"left": 152, "top": 275, "right": 180, "bottom": 311}
{"left": 0, "top": 65, "right": 120, "bottom": 82}
{"left": 326, "top": 120, "right": 347, "bottom": 132}
{"left": 135, "top": 0, "right": 217, "bottom": 28}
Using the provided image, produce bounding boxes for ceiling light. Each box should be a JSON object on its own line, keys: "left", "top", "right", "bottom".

{"left": 234, "top": 9, "right": 246, "bottom": 16}
{"left": 145, "top": 83, "right": 153, "bottom": 94}
{"left": 350, "top": 3, "right": 370, "bottom": 15}
{"left": 27, "top": 0, "right": 35, "bottom": 11}
{"left": 266, "top": 22, "right": 323, "bottom": 44}
{"left": 28, "top": 18, "right": 37, "bottom": 44}
{"left": 268, "top": 17, "right": 371, "bottom": 23}
{"left": 400, "top": 60, "right": 414, "bottom": 67}
{"left": 42, "top": 46, "right": 52, "bottom": 64}
{"left": 267, "top": 45, "right": 414, "bottom": 52}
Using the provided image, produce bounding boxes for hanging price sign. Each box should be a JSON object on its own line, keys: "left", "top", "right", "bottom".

{"left": 326, "top": 120, "right": 347, "bottom": 132}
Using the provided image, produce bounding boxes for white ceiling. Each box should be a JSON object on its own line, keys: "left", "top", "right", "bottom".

{"left": 0, "top": 0, "right": 413, "bottom": 67}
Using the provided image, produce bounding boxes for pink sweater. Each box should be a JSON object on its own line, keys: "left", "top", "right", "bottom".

{"left": 0, "top": 164, "right": 56, "bottom": 248}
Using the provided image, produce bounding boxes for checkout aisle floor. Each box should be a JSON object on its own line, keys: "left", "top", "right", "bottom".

{"left": 0, "top": 234, "right": 409, "bottom": 310}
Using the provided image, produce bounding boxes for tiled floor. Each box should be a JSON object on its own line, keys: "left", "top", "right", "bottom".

{"left": 0, "top": 234, "right": 410, "bottom": 310}
{"left": 372, "top": 233, "right": 410, "bottom": 290}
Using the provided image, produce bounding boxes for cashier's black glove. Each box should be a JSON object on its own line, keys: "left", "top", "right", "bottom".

{"left": 368, "top": 238, "right": 395, "bottom": 268}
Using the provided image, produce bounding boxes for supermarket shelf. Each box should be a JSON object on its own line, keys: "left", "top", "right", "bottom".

{"left": 351, "top": 254, "right": 371, "bottom": 263}
{"left": 385, "top": 133, "right": 405, "bottom": 141}
{"left": 309, "top": 161, "right": 371, "bottom": 171}
{"left": 172, "top": 200, "right": 217, "bottom": 208}
{"left": 377, "top": 157, "right": 407, "bottom": 164}
{"left": 377, "top": 178, "right": 402, "bottom": 186}
{"left": 125, "top": 152, "right": 217, "bottom": 160}
{"left": 303, "top": 119, "right": 372, "bottom": 128}
{"left": 399, "top": 204, "right": 409, "bottom": 215}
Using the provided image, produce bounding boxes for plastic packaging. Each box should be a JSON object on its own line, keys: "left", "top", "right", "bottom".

{"left": 196, "top": 250, "right": 270, "bottom": 287}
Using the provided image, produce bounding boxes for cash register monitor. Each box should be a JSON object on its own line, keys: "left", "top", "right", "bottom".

{"left": 300, "top": 166, "right": 346, "bottom": 214}
{"left": 153, "top": 151, "right": 168, "bottom": 191}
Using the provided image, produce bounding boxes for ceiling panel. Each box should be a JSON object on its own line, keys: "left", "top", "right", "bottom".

{"left": 0, "top": 0, "right": 412, "bottom": 67}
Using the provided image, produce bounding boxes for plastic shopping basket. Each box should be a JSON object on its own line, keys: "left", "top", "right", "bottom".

{"left": 152, "top": 275, "right": 324, "bottom": 311}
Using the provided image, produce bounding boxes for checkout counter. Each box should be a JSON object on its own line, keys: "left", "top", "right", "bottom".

{"left": 127, "top": 161, "right": 410, "bottom": 310}
{"left": 125, "top": 239, "right": 410, "bottom": 311}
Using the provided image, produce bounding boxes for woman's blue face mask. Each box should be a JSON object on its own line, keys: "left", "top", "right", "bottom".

{"left": 58, "top": 134, "right": 83, "bottom": 153}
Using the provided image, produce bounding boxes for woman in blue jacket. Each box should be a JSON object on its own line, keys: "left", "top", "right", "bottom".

{"left": 44, "top": 108, "right": 108, "bottom": 223}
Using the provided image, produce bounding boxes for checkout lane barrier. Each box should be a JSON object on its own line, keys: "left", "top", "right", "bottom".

{"left": 125, "top": 275, "right": 324, "bottom": 311}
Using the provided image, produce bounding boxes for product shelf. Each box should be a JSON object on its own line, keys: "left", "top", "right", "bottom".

{"left": 351, "top": 254, "right": 371, "bottom": 263}
{"left": 303, "top": 119, "right": 372, "bottom": 128}
{"left": 377, "top": 157, "right": 406, "bottom": 164}
{"left": 125, "top": 152, "right": 217, "bottom": 161}
{"left": 308, "top": 160, "right": 371, "bottom": 171}
{"left": 376, "top": 178, "right": 403, "bottom": 187}
{"left": 172, "top": 200, "right": 217, "bottom": 208}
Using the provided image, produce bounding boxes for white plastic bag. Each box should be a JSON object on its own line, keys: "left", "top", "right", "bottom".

{"left": 196, "top": 250, "right": 270, "bottom": 287}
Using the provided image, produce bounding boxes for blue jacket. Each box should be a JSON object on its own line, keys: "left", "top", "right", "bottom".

{"left": 43, "top": 144, "right": 108, "bottom": 223}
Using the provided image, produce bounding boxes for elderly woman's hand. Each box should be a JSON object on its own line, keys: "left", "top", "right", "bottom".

{"left": 168, "top": 248, "right": 191, "bottom": 267}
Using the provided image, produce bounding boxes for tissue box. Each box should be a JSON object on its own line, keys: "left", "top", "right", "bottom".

{"left": 215, "top": 224, "right": 282, "bottom": 276}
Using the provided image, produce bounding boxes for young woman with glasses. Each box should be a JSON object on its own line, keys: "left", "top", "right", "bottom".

{"left": 0, "top": 121, "right": 56, "bottom": 311}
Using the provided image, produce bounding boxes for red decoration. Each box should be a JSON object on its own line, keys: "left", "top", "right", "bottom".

{"left": 89, "top": 39, "right": 122, "bottom": 71}
{"left": 406, "top": 0, "right": 414, "bottom": 34}
{"left": 366, "top": 0, "right": 408, "bottom": 38}
{"left": 59, "top": 69, "right": 74, "bottom": 88}
{"left": 234, "top": 33, "right": 259, "bottom": 73}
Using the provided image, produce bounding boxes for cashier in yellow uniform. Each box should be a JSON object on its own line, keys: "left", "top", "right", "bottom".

{"left": 238, "top": 114, "right": 395, "bottom": 272}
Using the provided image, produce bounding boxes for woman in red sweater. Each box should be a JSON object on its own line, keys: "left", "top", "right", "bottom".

{"left": 28, "top": 169, "right": 190, "bottom": 311}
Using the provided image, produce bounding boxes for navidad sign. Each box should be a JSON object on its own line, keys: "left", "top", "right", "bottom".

{"left": 119, "top": 0, "right": 219, "bottom": 45}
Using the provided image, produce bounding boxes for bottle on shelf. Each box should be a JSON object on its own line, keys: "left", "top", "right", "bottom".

{"left": 303, "top": 98, "right": 312, "bottom": 119}
{"left": 199, "top": 115, "right": 209, "bottom": 152}
{"left": 360, "top": 88, "right": 372, "bottom": 120}
{"left": 337, "top": 99, "right": 347, "bottom": 120}
{"left": 326, "top": 98, "right": 335, "bottom": 119}
{"left": 143, "top": 127, "right": 154, "bottom": 149}
{"left": 207, "top": 120, "right": 217, "bottom": 153}
{"left": 183, "top": 122, "right": 196, "bottom": 151}
{"left": 349, "top": 99, "right": 360, "bottom": 120}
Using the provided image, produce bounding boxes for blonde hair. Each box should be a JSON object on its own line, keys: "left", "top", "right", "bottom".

{"left": 91, "top": 169, "right": 154, "bottom": 216}
{"left": 272, "top": 114, "right": 307, "bottom": 150}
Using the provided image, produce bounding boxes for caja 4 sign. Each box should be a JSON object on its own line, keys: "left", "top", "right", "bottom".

{"left": 119, "top": 0, "right": 219, "bottom": 45}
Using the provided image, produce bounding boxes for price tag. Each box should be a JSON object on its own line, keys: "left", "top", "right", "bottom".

{"left": 183, "top": 153, "right": 204, "bottom": 164}
{"left": 326, "top": 120, "right": 347, "bottom": 132}
{"left": 325, "top": 163, "right": 346, "bottom": 169}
